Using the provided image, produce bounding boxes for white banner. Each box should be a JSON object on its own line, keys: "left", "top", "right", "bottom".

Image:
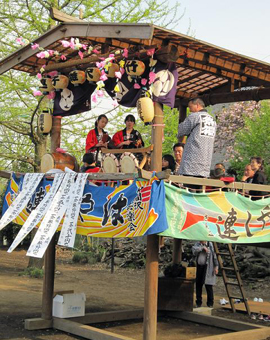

{"left": 58, "top": 173, "right": 88, "bottom": 248}
{"left": 7, "top": 173, "right": 65, "bottom": 253}
{"left": 0, "top": 173, "right": 44, "bottom": 231}
{"left": 26, "top": 173, "right": 76, "bottom": 258}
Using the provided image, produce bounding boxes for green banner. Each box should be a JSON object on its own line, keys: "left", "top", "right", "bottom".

{"left": 160, "top": 183, "right": 270, "bottom": 243}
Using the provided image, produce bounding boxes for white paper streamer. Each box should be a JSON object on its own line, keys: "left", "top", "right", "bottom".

{"left": 7, "top": 173, "right": 65, "bottom": 253}
{"left": 58, "top": 173, "right": 88, "bottom": 248}
{"left": 26, "top": 173, "right": 76, "bottom": 258}
{"left": 0, "top": 173, "right": 44, "bottom": 231}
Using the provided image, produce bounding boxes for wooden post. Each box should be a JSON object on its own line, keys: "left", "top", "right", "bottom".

{"left": 143, "top": 102, "right": 163, "bottom": 340}
{"left": 41, "top": 116, "right": 61, "bottom": 320}
{"left": 172, "top": 103, "right": 187, "bottom": 265}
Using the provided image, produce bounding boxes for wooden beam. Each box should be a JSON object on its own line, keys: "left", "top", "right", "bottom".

{"left": 199, "top": 86, "right": 270, "bottom": 106}
{"left": 70, "top": 309, "right": 144, "bottom": 324}
{"left": 41, "top": 116, "right": 61, "bottom": 320}
{"left": 25, "top": 318, "right": 53, "bottom": 330}
{"left": 50, "top": 7, "right": 84, "bottom": 22}
{"left": 143, "top": 102, "right": 163, "bottom": 340}
{"left": 0, "top": 23, "right": 154, "bottom": 75}
{"left": 101, "top": 145, "right": 153, "bottom": 155}
{"left": 166, "top": 311, "right": 262, "bottom": 331}
{"left": 53, "top": 318, "right": 135, "bottom": 340}
{"left": 190, "top": 328, "right": 270, "bottom": 340}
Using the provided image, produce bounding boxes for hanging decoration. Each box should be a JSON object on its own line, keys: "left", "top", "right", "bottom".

{"left": 39, "top": 76, "right": 54, "bottom": 95}
{"left": 68, "top": 70, "right": 86, "bottom": 86}
{"left": 85, "top": 67, "right": 101, "bottom": 83}
{"left": 38, "top": 109, "right": 53, "bottom": 134}
{"left": 52, "top": 74, "right": 69, "bottom": 91}
{"left": 136, "top": 97, "right": 154, "bottom": 123}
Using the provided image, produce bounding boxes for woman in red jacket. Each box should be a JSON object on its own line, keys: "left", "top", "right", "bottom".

{"left": 85, "top": 114, "right": 111, "bottom": 153}
{"left": 112, "top": 114, "right": 144, "bottom": 149}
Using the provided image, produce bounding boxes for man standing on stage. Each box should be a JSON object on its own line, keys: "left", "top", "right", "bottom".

{"left": 177, "top": 98, "right": 216, "bottom": 179}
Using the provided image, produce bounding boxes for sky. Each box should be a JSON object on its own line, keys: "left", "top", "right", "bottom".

{"left": 170, "top": 0, "right": 270, "bottom": 64}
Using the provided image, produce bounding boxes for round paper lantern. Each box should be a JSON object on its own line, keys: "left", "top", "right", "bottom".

{"left": 137, "top": 97, "right": 154, "bottom": 123}
{"left": 38, "top": 109, "right": 52, "bottom": 134}
{"left": 39, "top": 76, "right": 54, "bottom": 95}
{"left": 125, "top": 60, "right": 145, "bottom": 76}
{"left": 85, "top": 67, "right": 101, "bottom": 82}
{"left": 69, "top": 70, "right": 86, "bottom": 86}
{"left": 52, "top": 74, "right": 69, "bottom": 90}
{"left": 107, "top": 63, "right": 120, "bottom": 78}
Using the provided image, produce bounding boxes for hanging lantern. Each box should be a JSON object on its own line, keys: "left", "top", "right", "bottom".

{"left": 137, "top": 97, "right": 154, "bottom": 124}
{"left": 85, "top": 67, "right": 101, "bottom": 83}
{"left": 52, "top": 74, "right": 69, "bottom": 91}
{"left": 38, "top": 109, "right": 52, "bottom": 134}
{"left": 69, "top": 70, "right": 86, "bottom": 86}
{"left": 107, "top": 63, "right": 120, "bottom": 78}
{"left": 125, "top": 60, "right": 145, "bottom": 76}
{"left": 39, "top": 76, "right": 54, "bottom": 95}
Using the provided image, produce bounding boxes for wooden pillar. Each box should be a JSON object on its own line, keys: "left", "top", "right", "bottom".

{"left": 41, "top": 116, "right": 61, "bottom": 320}
{"left": 143, "top": 102, "right": 163, "bottom": 340}
{"left": 172, "top": 103, "right": 187, "bottom": 265}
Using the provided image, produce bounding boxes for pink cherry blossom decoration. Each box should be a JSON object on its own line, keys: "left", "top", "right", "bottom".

{"left": 33, "top": 90, "right": 42, "bottom": 96}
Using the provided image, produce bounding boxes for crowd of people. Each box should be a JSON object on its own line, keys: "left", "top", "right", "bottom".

{"left": 81, "top": 97, "right": 269, "bottom": 309}
{"left": 82, "top": 97, "right": 268, "bottom": 199}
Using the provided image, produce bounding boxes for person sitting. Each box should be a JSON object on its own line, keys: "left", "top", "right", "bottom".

{"left": 112, "top": 114, "right": 144, "bottom": 149}
{"left": 241, "top": 164, "right": 255, "bottom": 183}
{"left": 162, "top": 154, "right": 176, "bottom": 173}
{"left": 173, "top": 143, "right": 184, "bottom": 174}
{"left": 85, "top": 114, "right": 111, "bottom": 153}
{"left": 249, "top": 157, "right": 268, "bottom": 200}
{"left": 81, "top": 153, "right": 100, "bottom": 173}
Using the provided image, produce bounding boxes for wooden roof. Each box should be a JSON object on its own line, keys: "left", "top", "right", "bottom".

{"left": 0, "top": 22, "right": 270, "bottom": 101}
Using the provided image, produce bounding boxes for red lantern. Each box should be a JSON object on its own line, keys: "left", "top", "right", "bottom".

{"left": 69, "top": 70, "right": 86, "bottom": 86}
{"left": 125, "top": 60, "right": 145, "bottom": 76}
{"left": 52, "top": 75, "right": 69, "bottom": 90}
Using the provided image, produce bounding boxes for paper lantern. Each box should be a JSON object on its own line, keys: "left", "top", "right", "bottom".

{"left": 52, "top": 75, "right": 69, "bottom": 90}
{"left": 39, "top": 76, "right": 54, "bottom": 95}
{"left": 137, "top": 97, "right": 154, "bottom": 123}
{"left": 125, "top": 60, "right": 145, "bottom": 76}
{"left": 38, "top": 109, "right": 52, "bottom": 134}
{"left": 107, "top": 63, "right": 120, "bottom": 78}
{"left": 69, "top": 70, "right": 86, "bottom": 86}
{"left": 85, "top": 67, "right": 101, "bottom": 82}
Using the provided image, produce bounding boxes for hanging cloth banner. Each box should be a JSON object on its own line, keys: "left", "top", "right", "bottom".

{"left": 27, "top": 173, "right": 77, "bottom": 258}
{"left": 160, "top": 183, "right": 270, "bottom": 243}
{"left": 58, "top": 173, "right": 89, "bottom": 248}
{"left": 7, "top": 173, "right": 65, "bottom": 253}
{"left": 1, "top": 175, "right": 168, "bottom": 245}
{"left": 0, "top": 173, "right": 44, "bottom": 231}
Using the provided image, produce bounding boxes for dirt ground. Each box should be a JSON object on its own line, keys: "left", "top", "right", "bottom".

{"left": 0, "top": 247, "right": 269, "bottom": 340}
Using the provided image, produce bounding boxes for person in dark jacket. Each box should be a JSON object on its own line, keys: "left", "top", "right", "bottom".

{"left": 249, "top": 157, "right": 268, "bottom": 200}
{"left": 192, "top": 241, "right": 218, "bottom": 308}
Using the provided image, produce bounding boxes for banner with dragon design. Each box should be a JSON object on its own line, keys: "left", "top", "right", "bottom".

{"left": 160, "top": 183, "right": 270, "bottom": 243}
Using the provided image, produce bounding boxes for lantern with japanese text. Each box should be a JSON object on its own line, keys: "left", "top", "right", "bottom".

{"left": 38, "top": 109, "right": 52, "bottom": 134}
{"left": 69, "top": 70, "right": 86, "bottom": 86}
{"left": 52, "top": 74, "right": 69, "bottom": 91}
{"left": 108, "top": 63, "right": 120, "bottom": 78}
{"left": 125, "top": 60, "right": 145, "bottom": 76}
{"left": 39, "top": 76, "right": 54, "bottom": 95}
{"left": 85, "top": 67, "right": 101, "bottom": 83}
{"left": 137, "top": 97, "right": 154, "bottom": 124}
